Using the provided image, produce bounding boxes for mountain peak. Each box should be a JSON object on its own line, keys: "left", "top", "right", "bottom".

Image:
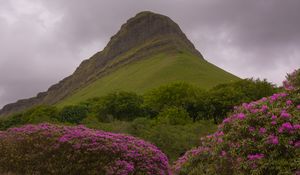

{"left": 103, "top": 11, "right": 202, "bottom": 59}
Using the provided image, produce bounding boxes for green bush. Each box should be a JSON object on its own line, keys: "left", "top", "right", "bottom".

{"left": 144, "top": 82, "right": 205, "bottom": 121}
{"left": 95, "top": 91, "right": 145, "bottom": 121}
{"left": 58, "top": 105, "right": 88, "bottom": 124}
{"left": 156, "top": 107, "right": 192, "bottom": 125}
{"left": 206, "top": 78, "right": 276, "bottom": 123}
{"left": 0, "top": 105, "right": 58, "bottom": 130}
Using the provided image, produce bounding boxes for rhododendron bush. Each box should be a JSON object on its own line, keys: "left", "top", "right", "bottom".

{"left": 0, "top": 124, "right": 169, "bottom": 175}
{"left": 174, "top": 69, "right": 300, "bottom": 175}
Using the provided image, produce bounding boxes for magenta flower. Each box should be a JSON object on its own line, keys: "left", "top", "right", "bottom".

{"left": 271, "top": 115, "right": 277, "bottom": 120}
{"left": 293, "top": 124, "right": 300, "bottom": 130}
{"left": 268, "top": 135, "right": 279, "bottom": 145}
{"left": 271, "top": 121, "right": 277, "bottom": 125}
{"left": 294, "top": 141, "right": 300, "bottom": 148}
{"left": 261, "top": 105, "right": 268, "bottom": 112}
{"left": 237, "top": 113, "right": 246, "bottom": 120}
{"left": 279, "top": 122, "right": 294, "bottom": 133}
{"left": 247, "top": 153, "right": 264, "bottom": 160}
{"left": 222, "top": 118, "right": 231, "bottom": 123}
{"left": 248, "top": 127, "right": 255, "bottom": 132}
{"left": 221, "top": 151, "right": 227, "bottom": 157}
{"left": 280, "top": 110, "right": 291, "bottom": 119}
{"left": 297, "top": 105, "right": 300, "bottom": 110}
{"left": 286, "top": 100, "right": 293, "bottom": 105}
{"left": 259, "top": 128, "right": 267, "bottom": 134}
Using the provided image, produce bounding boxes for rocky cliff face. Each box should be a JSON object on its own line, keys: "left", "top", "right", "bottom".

{"left": 0, "top": 11, "right": 203, "bottom": 116}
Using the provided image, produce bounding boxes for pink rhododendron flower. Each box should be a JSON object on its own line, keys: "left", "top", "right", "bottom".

{"left": 279, "top": 122, "right": 294, "bottom": 133}
{"left": 280, "top": 110, "right": 291, "bottom": 119}
{"left": 271, "top": 115, "right": 277, "bottom": 120}
{"left": 293, "top": 124, "right": 300, "bottom": 130}
{"left": 248, "top": 127, "right": 255, "bottom": 132}
{"left": 259, "top": 128, "right": 267, "bottom": 134}
{"left": 247, "top": 153, "right": 264, "bottom": 160}
{"left": 222, "top": 118, "right": 231, "bottom": 123}
{"left": 268, "top": 135, "right": 279, "bottom": 145}
{"left": 286, "top": 100, "right": 293, "bottom": 105}
{"left": 221, "top": 151, "right": 226, "bottom": 157}
{"left": 294, "top": 141, "right": 300, "bottom": 148}
{"left": 236, "top": 113, "right": 246, "bottom": 120}
{"left": 261, "top": 105, "right": 268, "bottom": 112}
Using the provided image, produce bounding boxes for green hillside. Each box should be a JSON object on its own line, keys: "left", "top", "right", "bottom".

{"left": 59, "top": 51, "right": 239, "bottom": 106}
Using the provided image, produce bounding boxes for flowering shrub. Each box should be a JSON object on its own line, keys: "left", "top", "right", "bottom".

{"left": 174, "top": 69, "right": 300, "bottom": 175}
{"left": 284, "top": 69, "right": 300, "bottom": 91}
{"left": 0, "top": 123, "right": 170, "bottom": 175}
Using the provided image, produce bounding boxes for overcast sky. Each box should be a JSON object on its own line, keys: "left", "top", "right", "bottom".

{"left": 0, "top": 0, "right": 299, "bottom": 108}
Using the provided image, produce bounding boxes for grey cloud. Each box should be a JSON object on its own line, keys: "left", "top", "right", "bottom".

{"left": 0, "top": 0, "right": 300, "bottom": 107}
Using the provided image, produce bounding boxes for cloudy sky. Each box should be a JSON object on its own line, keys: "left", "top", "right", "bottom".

{"left": 0, "top": 0, "right": 299, "bottom": 108}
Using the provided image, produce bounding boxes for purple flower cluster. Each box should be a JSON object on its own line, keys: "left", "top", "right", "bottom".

{"left": 173, "top": 146, "right": 210, "bottom": 172}
{"left": 267, "top": 135, "right": 279, "bottom": 145}
{"left": 0, "top": 123, "right": 170, "bottom": 175}
{"left": 247, "top": 153, "right": 264, "bottom": 160}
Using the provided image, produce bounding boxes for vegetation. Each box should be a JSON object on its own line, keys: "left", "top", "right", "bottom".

{"left": 94, "top": 91, "right": 145, "bottom": 121}
{"left": 0, "top": 78, "right": 277, "bottom": 167}
{"left": 57, "top": 105, "right": 88, "bottom": 124}
{"left": 0, "top": 123, "right": 169, "bottom": 175}
{"left": 174, "top": 69, "right": 300, "bottom": 175}
{"left": 206, "top": 78, "right": 277, "bottom": 123}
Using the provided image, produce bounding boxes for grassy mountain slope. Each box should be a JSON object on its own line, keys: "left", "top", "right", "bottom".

{"left": 59, "top": 51, "right": 239, "bottom": 106}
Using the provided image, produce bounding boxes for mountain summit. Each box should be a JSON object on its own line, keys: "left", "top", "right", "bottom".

{"left": 103, "top": 11, "right": 202, "bottom": 58}
{"left": 0, "top": 11, "right": 238, "bottom": 116}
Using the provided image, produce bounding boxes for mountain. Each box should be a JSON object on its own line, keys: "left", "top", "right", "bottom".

{"left": 0, "top": 11, "right": 239, "bottom": 116}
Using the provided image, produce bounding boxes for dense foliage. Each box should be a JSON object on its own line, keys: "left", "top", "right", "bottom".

{"left": 0, "top": 78, "right": 276, "bottom": 165}
{"left": 0, "top": 79, "right": 276, "bottom": 130}
{"left": 144, "top": 82, "right": 204, "bottom": 121}
{"left": 205, "top": 78, "right": 276, "bottom": 123}
{"left": 0, "top": 123, "right": 170, "bottom": 175}
{"left": 174, "top": 69, "right": 300, "bottom": 175}
{"left": 57, "top": 105, "right": 88, "bottom": 124}
{"left": 93, "top": 91, "right": 145, "bottom": 121}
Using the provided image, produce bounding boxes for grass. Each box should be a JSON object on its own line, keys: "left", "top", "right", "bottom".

{"left": 58, "top": 52, "right": 239, "bottom": 106}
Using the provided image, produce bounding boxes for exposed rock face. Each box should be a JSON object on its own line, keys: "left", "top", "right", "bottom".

{"left": 0, "top": 11, "right": 203, "bottom": 116}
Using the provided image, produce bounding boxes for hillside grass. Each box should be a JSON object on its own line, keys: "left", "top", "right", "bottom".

{"left": 58, "top": 52, "right": 239, "bottom": 106}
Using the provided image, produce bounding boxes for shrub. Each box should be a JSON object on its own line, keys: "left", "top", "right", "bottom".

{"left": 58, "top": 105, "right": 88, "bottom": 124}
{"left": 174, "top": 71, "right": 300, "bottom": 175}
{"left": 206, "top": 78, "right": 276, "bottom": 123}
{"left": 95, "top": 91, "right": 145, "bottom": 121}
{"left": 0, "top": 105, "right": 58, "bottom": 130}
{"left": 156, "top": 107, "right": 192, "bottom": 125}
{"left": 0, "top": 123, "right": 170, "bottom": 175}
{"left": 144, "top": 82, "right": 205, "bottom": 121}
{"left": 284, "top": 69, "right": 300, "bottom": 91}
